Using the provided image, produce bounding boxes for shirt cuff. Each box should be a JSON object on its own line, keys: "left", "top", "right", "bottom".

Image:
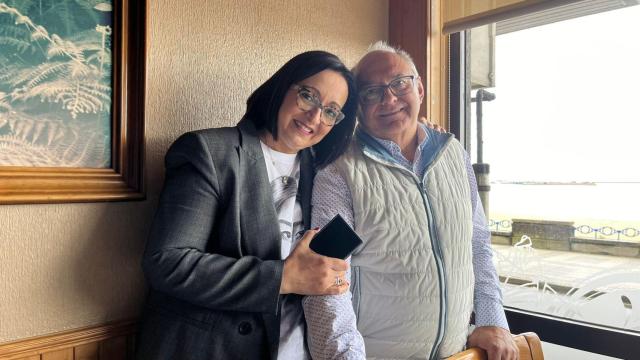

{"left": 474, "top": 298, "right": 510, "bottom": 330}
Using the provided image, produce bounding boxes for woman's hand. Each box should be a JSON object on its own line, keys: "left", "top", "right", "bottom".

{"left": 420, "top": 116, "right": 446, "bottom": 133}
{"left": 280, "top": 229, "right": 350, "bottom": 295}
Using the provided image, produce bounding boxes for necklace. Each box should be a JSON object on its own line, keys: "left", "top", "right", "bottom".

{"left": 264, "top": 145, "right": 299, "bottom": 186}
{"left": 263, "top": 144, "right": 300, "bottom": 213}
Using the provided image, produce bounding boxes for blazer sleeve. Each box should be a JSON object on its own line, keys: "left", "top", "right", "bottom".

{"left": 142, "top": 132, "right": 283, "bottom": 315}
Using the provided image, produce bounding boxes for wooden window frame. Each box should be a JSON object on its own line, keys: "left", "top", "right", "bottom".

{"left": 0, "top": 0, "right": 146, "bottom": 204}
{"left": 389, "top": 0, "right": 449, "bottom": 128}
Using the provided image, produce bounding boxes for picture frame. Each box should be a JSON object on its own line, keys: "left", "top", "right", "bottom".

{"left": 0, "top": 0, "right": 146, "bottom": 204}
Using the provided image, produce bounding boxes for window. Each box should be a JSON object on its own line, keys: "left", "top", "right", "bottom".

{"left": 450, "top": 4, "right": 640, "bottom": 358}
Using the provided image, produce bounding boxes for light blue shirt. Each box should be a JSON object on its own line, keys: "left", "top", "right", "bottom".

{"left": 303, "top": 124, "right": 508, "bottom": 359}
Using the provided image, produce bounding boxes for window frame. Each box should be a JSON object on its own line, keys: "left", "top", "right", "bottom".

{"left": 448, "top": 30, "right": 640, "bottom": 359}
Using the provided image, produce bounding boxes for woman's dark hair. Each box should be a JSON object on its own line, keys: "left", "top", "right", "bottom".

{"left": 243, "top": 50, "right": 357, "bottom": 168}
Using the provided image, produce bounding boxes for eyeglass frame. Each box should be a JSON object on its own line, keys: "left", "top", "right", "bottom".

{"left": 291, "top": 84, "right": 345, "bottom": 126}
{"left": 358, "top": 75, "right": 418, "bottom": 105}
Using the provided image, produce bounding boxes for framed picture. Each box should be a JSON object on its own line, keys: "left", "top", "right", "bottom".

{"left": 0, "top": 0, "right": 145, "bottom": 204}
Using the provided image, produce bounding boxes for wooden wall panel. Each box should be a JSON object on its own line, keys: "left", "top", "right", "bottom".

{"left": 389, "top": 0, "right": 428, "bottom": 118}
{"left": 389, "top": 0, "right": 449, "bottom": 128}
{"left": 0, "top": 320, "right": 136, "bottom": 360}
{"left": 41, "top": 350, "right": 73, "bottom": 360}
{"left": 428, "top": 0, "right": 449, "bottom": 128}
{"left": 73, "top": 343, "right": 98, "bottom": 360}
{"left": 445, "top": 0, "right": 530, "bottom": 22}
{"left": 98, "top": 336, "right": 127, "bottom": 360}
{"left": 443, "top": 0, "right": 582, "bottom": 33}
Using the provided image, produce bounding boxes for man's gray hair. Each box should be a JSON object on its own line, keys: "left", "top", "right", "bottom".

{"left": 353, "top": 40, "right": 419, "bottom": 80}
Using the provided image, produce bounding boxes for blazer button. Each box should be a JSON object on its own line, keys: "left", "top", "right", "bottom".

{"left": 238, "top": 321, "right": 253, "bottom": 335}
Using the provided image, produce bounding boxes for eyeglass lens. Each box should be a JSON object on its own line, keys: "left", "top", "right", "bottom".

{"left": 295, "top": 87, "right": 344, "bottom": 125}
{"left": 359, "top": 75, "right": 415, "bottom": 104}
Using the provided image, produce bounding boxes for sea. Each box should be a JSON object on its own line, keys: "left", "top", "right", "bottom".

{"left": 488, "top": 182, "right": 640, "bottom": 230}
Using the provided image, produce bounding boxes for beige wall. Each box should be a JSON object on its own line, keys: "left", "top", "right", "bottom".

{"left": 0, "top": 0, "right": 387, "bottom": 343}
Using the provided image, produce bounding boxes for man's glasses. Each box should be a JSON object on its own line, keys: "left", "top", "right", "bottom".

{"left": 358, "top": 75, "right": 416, "bottom": 105}
{"left": 293, "top": 85, "right": 345, "bottom": 126}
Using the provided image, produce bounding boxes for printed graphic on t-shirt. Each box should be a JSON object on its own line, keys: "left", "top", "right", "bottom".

{"left": 269, "top": 169, "right": 303, "bottom": 257}
{"left": 278, "top": 219, "right": 305, "bottom": 245}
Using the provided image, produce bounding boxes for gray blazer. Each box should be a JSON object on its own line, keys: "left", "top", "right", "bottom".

{"left": 136, "top": 119, "right": 314, "bottom": 360}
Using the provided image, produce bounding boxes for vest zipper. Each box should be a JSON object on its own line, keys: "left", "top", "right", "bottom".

{"left": 417, "top": 181, "right": 448, "bottom": 360}
{"left": 361, "top": 150, "right": 448, "bottom": 359}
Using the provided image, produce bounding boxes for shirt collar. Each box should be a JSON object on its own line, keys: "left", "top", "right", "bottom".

{"left": 367, "top": 123, "right": 430, "bottom": 164}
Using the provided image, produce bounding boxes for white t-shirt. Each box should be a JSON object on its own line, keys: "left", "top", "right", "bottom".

{"left": 260, "top": 141, "right": 309, "bottom": 360}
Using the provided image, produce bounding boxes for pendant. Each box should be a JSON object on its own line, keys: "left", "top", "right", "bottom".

{"left": 282, "top": 177, "right": 288, "bottom": 185}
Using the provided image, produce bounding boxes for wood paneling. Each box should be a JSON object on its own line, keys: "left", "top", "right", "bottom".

{"left": 428, "top": 0, "right": 449, "bottom": 128}
{"left": 0, "top": 320, "right": 136, "bottom": 360}
{"left": 389, "top": 0, "right": 428, "bottom": 117}
{"left": 445, "top": 0, "right": 531, "bottom": 22}
{"left": 443, "top": 0, "right": 582, "bottom": 33}
{"left": 41, "top": 350, "right": 73, "bottom": 360}
{"left": 98, "top": 336, "right": 127, "bottom": 360}
{"left": 389, "top": 0, "right": 449, "bottom": 128}
{"left": 73, "top": 343, "right": 98, "bottom": 360}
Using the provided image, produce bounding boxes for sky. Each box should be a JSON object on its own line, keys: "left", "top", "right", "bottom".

{"left": 472, "top": 5, "right": 640, "bottom": 183}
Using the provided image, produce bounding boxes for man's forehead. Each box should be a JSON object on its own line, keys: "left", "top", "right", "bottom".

{"left": 357, "top": 51, "right": 411, "bottom": 85}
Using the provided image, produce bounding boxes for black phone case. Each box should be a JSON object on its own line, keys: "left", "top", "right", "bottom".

{"left": 309, "top": 214, "right": 363, "bottom": 259}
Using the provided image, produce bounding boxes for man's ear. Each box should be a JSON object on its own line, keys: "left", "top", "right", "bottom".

{"left": 417, "top": 76, "right": 425, "bottom": 103}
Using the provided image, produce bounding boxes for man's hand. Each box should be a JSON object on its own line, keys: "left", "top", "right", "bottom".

{"left": 280, "top": 229, "right": 350, "bottom": 295}
{"left": 467, "top": 326, "right": 519, "bottom": 360}
{"left": 419, "top": 116, "right": 446, "bottom": 133}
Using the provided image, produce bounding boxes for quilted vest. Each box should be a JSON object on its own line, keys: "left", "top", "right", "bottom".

{"left": 333, "top": 134, "right": 475, "bottom": 359}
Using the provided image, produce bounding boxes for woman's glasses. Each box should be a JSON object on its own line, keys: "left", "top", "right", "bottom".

{"left": 292, "top": 85, "right": 345, "bottom": 126}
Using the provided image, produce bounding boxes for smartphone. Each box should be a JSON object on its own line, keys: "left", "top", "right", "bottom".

{"left": 309, "top": 214, "right": 363, "bottom": 259}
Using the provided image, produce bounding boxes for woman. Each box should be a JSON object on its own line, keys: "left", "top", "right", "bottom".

{"left": 136, "top": 51, "right": 358, "bottom": 360}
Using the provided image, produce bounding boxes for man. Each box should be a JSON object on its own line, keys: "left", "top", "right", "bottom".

{"left": 302, "top": 42, "right": 518, "bottom": 360}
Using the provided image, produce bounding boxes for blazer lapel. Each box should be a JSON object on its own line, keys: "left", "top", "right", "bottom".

{"left": 238, "top": 120, "right": 307, "bottom": 357}
{"left": 297, "top": 149, "right": 314, "bottom": 230}
{"left": 237, "top": 120, "right": 281, "bottom": 260}
{"left": 237, "top": 120, "right": 317, "bottom": 358}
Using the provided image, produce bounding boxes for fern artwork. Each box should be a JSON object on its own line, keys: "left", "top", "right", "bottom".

{"left": 0, "top": 0, "right": 113, "bottom": 168}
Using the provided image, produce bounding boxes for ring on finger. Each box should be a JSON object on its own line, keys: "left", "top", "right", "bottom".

{"left": 334, "top": 276, "right": 343, "bottom": 286}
